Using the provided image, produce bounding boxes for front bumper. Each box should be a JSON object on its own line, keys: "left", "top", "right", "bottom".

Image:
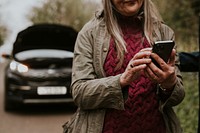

{"left": 5, "top": 69, "right": 74, "bottom": 105}
{"left": 7, "top": 84, "right": 73, "bottom": 104}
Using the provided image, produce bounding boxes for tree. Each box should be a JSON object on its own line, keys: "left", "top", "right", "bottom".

{"left": 0, "top": 24, "right": 7, "bottom": 46}
{"left": 29, "top": 0, "right": 198, "bottom": 51}
{"left": 154, "top": 0, "right": 199, "bottom": 51}
{"left": 28, "top": 0, "right": 98, "bottom": 31}
{"left": 191, "top": 0, "right": 200, "bottom": 15}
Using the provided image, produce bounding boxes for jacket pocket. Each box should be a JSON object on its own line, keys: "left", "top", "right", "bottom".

{"left": 62, "top": 113, "right": 76, "bottom": 133}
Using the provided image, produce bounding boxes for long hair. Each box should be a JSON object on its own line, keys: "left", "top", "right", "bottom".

{"left": 102, "top": 0, "right": 163, "bottom": 69}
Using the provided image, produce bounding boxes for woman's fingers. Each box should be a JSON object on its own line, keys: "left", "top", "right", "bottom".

{"left": 168, "top": 49, "right": 176, "bottom": 66}
{"left": 150, "top": 48, "right": 176, "bottom": 71}
{"left": 144, "top": 64, "right": 159, "bottom": 82}
{"left": 139, "top": 47, "right": 152, "bottom": 52}
{"left": 129, "top": 58, "right": 151, "bottom": 68}
{"left": 150, "top": 53, "right": 168, "bottom": 71}
{"left": 133, "top": 50, "right": 151, "bottom": 60}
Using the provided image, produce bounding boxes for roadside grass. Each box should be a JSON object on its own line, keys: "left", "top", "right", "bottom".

{"left": 174, "top": 72, "right": 199, "bottom": 133}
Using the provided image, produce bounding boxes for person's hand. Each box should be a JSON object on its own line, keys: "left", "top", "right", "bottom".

{"left": 144, "top": 49, "right": 177, "bottom": 90}
{"left": 120, "top": 48, "right": 152, "bottom": 87}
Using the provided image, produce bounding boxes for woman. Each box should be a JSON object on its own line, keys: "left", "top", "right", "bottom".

{"left": 63, "top": 0, "right": 185, "bottom": 133}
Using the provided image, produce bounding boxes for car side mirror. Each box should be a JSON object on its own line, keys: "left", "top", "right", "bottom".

{"left": 2, "top": 53, "right": 12, "bottom": 59}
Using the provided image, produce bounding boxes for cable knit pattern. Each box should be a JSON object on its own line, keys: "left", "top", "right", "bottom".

{"left": 102, "top": 18, "right": 166, "bottom": 133}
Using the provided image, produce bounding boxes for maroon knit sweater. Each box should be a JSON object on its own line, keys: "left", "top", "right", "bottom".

{"left": 102, "top": 17, "right": 166, "bottom": 133}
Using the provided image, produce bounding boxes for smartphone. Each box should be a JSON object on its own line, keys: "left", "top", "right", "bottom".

{"left": 151, "top": 40, "right": 175, "bottom": 67}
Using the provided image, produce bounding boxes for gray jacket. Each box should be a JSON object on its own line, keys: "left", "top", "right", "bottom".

{"left": 63, "top": 12, "right": 185, "bottom": 133}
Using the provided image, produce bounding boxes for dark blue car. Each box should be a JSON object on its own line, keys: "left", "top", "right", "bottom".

{"left": 2, "top": 23, "right": 77, "bottom": 111}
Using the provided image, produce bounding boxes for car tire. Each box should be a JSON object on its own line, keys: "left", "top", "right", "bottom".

{"left": 4, "top": 94, "right": 14, "bottom": 111}
{"left": 4, "top": 84, "right": 15, "bottom": 111}
{"left": 4, "top": 78, "right": 18, "bottom": 111}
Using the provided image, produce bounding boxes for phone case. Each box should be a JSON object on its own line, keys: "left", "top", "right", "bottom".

{"left": 152, "top": 40, "right": 175, "bottom": 67}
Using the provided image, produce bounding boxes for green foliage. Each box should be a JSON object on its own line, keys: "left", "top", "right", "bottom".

{"left": 0, "top": 13, "right": 8, "bottom": 46}
{"left": 0, "top": 24, "right": 7, "bottom": 46}
{"left": 174, "top": 73, "right": 199, "bottom": 133}
{"left": 29, "top": 0, "right": 199, "bottom": 51}
{"left": 28, "top": 0, "right": 98, "bottom": 31}
{"left": 154, "top": 0, "right": 199, "bottom": 52}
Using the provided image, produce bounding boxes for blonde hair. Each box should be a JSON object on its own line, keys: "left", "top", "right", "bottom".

{"left": 102, "top": 0, "right": 163, "bottom": 69}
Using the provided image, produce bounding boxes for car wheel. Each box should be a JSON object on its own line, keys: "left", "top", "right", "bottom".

{"left": 4, "top": 92, "right": 14, "bottom": 111}
{"left": 4, "top": 78, "right": 18, "bottom": 111}
{"left": 4, "top": 91, "right": 21, "bottom": 112}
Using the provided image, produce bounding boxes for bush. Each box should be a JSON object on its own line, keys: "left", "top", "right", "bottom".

{"left": 174, "top": 72, "right": 199, "bottom": 133}
{"left": 28, "top": 0, "right": 98, "bottom": 31}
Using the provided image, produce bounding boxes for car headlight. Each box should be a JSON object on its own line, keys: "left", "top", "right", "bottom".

{"left": 10, "top": 61, "right": 28, "bottom": 73}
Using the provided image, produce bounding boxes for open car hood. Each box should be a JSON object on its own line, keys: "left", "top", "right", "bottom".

{"left": 12, "top": 23, "right": 78, "bottom": 60}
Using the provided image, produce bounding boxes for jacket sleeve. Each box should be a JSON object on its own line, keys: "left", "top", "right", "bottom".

{"left": 156, "top": 23, "right": 185, "bottom": 109}
{"left": 71, "top": 22, "right": 125, "bottom": 110}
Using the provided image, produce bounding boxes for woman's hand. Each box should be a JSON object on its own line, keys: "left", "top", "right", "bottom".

{"left": 120, "top": 48, "right": 152, "bottom": 87}
{"left": 144, "top": 49, "right": 177, "bottom": 90}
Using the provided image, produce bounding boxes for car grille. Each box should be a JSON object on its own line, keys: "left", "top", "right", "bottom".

{"left": 16, "top": 68, "right": 71, "bottom": 80}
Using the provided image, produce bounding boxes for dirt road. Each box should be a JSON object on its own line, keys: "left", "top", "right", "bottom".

{"left": 0, "top": 62, "right": 76, "bottom": 133}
